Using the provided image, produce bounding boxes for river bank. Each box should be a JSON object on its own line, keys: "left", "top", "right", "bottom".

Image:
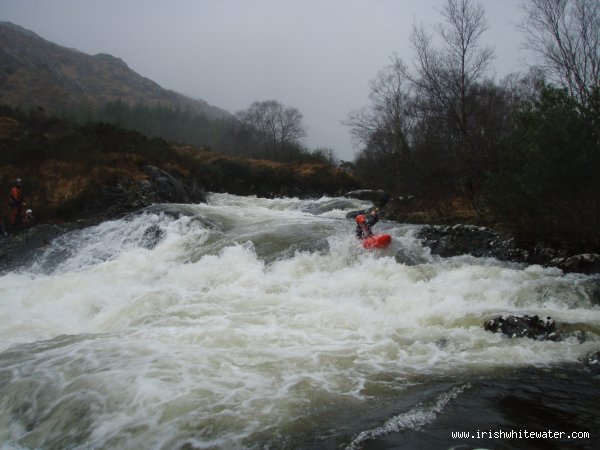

{"left": 3, "top": 184, "right": 600, "bottom": 276}
{"left": 416, "top": 224, "right": 600, "bottom": 275}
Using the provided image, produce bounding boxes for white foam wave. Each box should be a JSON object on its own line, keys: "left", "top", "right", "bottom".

{"left": 346, "top": 384, "right": 471, "bottom": 450}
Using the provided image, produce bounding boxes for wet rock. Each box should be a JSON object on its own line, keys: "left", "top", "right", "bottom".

{"left": 562, "top": 330, "right": 590, "bottom": 344}
{"left": 394, "top": 247, "right": 430, "bottom": 266}
{"left": 417, "top": 224, "right": 600, "bottom": 274}
{"left": 584, "top": 351, "right": 600, "bottom": 376}
{"left": 74, "top": 167, "right": 208, "bottom": 224}
{"left": 344, "top": 189, "right": 390, "bottom": 208}
{"left": 345, "top": 190, "right": 391, "bottom": 219}
{"left": 143, "top": 165, "right": 191, "bottom": 203}
{"left": 344, "top": 189, "right": 389, "bottom": 203}
{"left": 435, "top": 338, "right": 449, "bottom": 349}
{"left": 346, "top": 207, "right": 373, "bottom": 220}
{"left": 94, "top": 177, "right": 161, "bottom": 221}
{"left": 0, "top": 165, "right": 207, "bottom": 271}
{"left": 551, "top": 254, "right": 600, "bottom": 275}
{"left": 140, "top": 224, "right": 165, "bottom": 250}
{"left": 484, "top": 315, "right": 558, "bottom": 341}
{"left": 417, "top": 224, "right": 522, "bottom": 259}
{"left": 184, "top": 179, "right": 208, "bottom": 204}
{"left": 141, "top": 165, "right": 207, "bottom": 205}
{"left": 0, "top": 224, "right": 73, "bottom": 273}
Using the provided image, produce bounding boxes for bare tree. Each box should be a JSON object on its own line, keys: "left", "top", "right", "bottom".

{"left": 405, "top": 0, "right": 494, "bottom": 134}
{"left": 521, "top": 0, "right": 600, "bottom": 108}
{"left": 345, "top": 62, "right": 418, "bottom": 192}
{"left": 346, "top": 62, "right": 415, "bottom": 157}
{"left": 347, "top": 0, "right": 509, "bottom": 214}
{"left": 402, "top": 0, "right": 495, "bottom": 213}
{"left": 236, "top": 100, "right": 306, "bottom": 155}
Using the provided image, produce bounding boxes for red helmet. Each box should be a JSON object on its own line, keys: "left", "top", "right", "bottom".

{"left": 356, "top": 214, "right": 366, "bottom": 224}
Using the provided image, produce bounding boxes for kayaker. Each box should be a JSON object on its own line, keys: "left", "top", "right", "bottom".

{"left": 355, "top": 208, "right": 379, "bottom": 239}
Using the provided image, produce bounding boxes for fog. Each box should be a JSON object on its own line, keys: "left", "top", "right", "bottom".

{"left": 1, "top": 0, "right": 528, "bottom": 161}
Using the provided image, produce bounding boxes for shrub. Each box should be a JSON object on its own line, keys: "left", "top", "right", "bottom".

{"left": 483, "top": 87, "right": 600, "bottom": 251}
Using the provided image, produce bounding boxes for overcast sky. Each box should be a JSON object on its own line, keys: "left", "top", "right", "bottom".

{"left": 2, "top": 0, "right": 529, "bottom": 161}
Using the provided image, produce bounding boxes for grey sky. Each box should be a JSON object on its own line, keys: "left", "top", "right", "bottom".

{"left": 1, "top": 0, "right": 528, "bottom": 161}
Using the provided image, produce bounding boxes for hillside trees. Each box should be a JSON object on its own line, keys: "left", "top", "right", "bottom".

{"left": 405, "top": 0, "right": 496, "bottom": 212}
{"left": 62, "top": 99, "right": 337, "bottom": 165}
{"left": 480, "top": 0, "right": 600, "bottom": 251}
{"left": 64, "top": 100, "right": 237, "bottom": 151}
{"left": 521, "top": 0, "right": 600, "bottom": 112}
{"left": 346, "top": 63, "right": 416, "bottom": 194}
{"left": 349, "top": 0, "right": 599, "bottom": 251}
{"left": 349, "top": 0, "right": 500, "bottom": 213}
{"left": 483, "top": 85, "right": 600, "bottom": 251}
{"left": 234, "top": 100, "right": 308, "bottom": 161}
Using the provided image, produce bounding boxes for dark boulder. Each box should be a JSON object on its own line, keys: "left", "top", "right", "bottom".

{"left": 0, "top": 223, "right": 75, "bottom": 273}
{"left": 84, "top": 167, "right": 207, "bottom": 222}
{"left": 484, "top": 315, "right": 558, "bottom": 341}
{"left": 141, "top": 165, "right": 207, "bottom": 204}
{"left": 346, "top": 207, "right": 372, "bottom": 220}
{"left": 344, "top": 189, "right": 390, "bottom": 206}
{"left": 417, "top": 224, "right": 526, "bottom": 260}
{"left": 140, "top": 224, "right": 165, "bottom": 250}
{"left": 344, "top": 190, "right": 391, "bottom": 219}
{"left": 552, "top": 254, "right": 600, "bottom": 275}
{"left": 93, "top": 178, "right": 160, "bottom": 221}
{"left": 417, "top": 224, "right": 600, "bottom": 274}
{"left": 184, "top": 179, "right": 208, "bottom": 204}
{"left": 143, "top": 165, "right": 191, "bottom": 203}
{"left": 584, "top": 351, "right": 600, "bottom": 376}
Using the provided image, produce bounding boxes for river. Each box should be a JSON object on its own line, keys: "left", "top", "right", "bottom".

{"left": 0, "top": 193, "right": 598, "bottom": 449}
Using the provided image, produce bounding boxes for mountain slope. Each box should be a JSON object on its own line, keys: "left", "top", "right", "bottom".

{"left": 0, "top": 21, "right": 229, "bottom": 119}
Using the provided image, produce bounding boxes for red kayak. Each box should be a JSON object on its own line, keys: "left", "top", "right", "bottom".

{"left": 362, "top": 234, "right": 392, "bottom": 249}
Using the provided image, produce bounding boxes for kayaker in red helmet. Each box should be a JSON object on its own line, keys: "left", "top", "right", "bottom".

{"left": 355, "top": 207, "right": 379, "bottom": 239}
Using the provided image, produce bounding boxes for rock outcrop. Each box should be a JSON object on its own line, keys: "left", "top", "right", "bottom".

{"left": 0, "top": 224, "right": 70, "bottom": 273}
{"left": 0, "top": 166, "right": 207, "bottom": 272}
{"left": 143, "top": 165, "right": 207, "bottom": 204}
{"left": 417, "top": 224, "right": 600, "bottom": 274}
{"left": 344, "top": 190, "right": 391, "bottom": 219}
{"left": 484, "top": 315, "right": 558, "bottom": 341}
{"left": 585, "top": 351, "right": 600, "bottom": 376}
{"left": 80, "top": 165, "right": 208, "bottom": 223}
{"left": 344, "top": 189, "right": 390, "bottom": 206}
{"left": 551, "top": 254, "right": 600, "bottom": 275}
{"left": 417, "top": 224, "right": 522, "bottom": 260}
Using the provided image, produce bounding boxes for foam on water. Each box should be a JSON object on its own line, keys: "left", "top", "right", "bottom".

{"left": 0, "top": 193, "right": 598, "bottom": 449}
{"left": 345, "top": 384, "right": 472, "bottom": 450}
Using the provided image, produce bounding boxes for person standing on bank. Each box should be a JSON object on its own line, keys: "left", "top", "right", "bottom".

{"left": 8, "top": 178, "right": 24, "bottom": 230}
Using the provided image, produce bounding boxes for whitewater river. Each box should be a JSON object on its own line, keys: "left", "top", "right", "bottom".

{"left": 0, "top": 194, "right": 598, "bottom": 449}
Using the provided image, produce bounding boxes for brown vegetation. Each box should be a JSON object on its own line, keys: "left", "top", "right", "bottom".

{"left": 0, "top": 110, "right": 358, "bottom": 225}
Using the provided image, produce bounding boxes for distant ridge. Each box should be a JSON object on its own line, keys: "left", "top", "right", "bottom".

{"left": 0, "top": 21, "right": 230, "bottom": 119}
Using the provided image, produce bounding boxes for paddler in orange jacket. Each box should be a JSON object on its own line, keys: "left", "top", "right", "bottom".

{"left": 355, "top": 208, "right": 379, "bottom": 239}
{"left": 8, "top": 178, "right": 24, "bottom": 229}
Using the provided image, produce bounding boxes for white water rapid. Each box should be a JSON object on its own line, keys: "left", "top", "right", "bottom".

{"left": 0, "top": 193, "right": 598, "bottom": 449}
